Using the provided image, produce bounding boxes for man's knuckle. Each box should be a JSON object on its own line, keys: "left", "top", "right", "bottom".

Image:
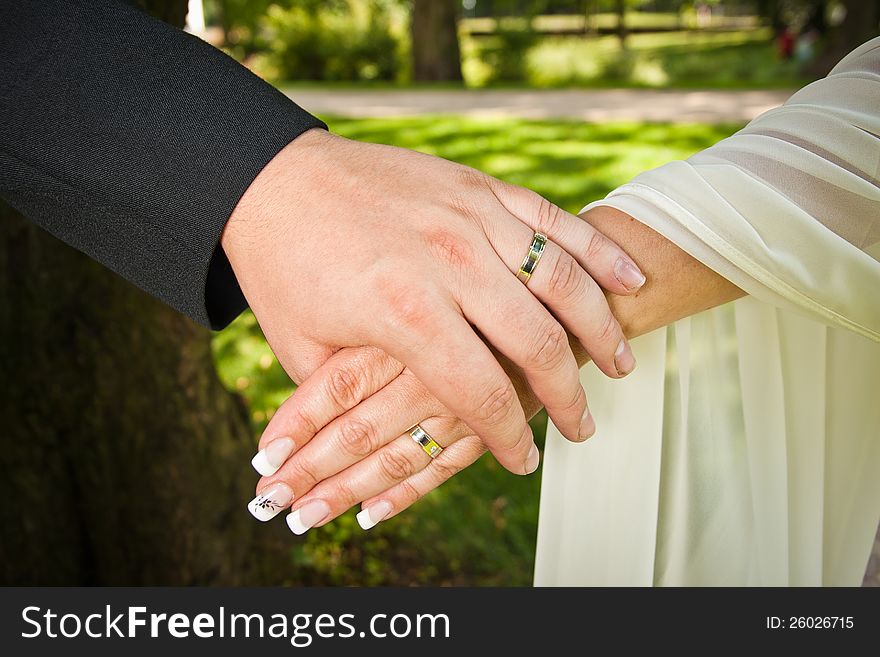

{"left": 424, "top": 228, "right": 474, "bottom": 270}
{"left": 596, "top": 311, "right": 620, "bottom": 345}
{"left": 536, "top": 199, "right": 564, "bottom": 236}
{"left": 557, "top": 385, "right": 585, "bottom": 415}
{"left": 528, "top": 321, "right": 568, "bottom": 371}
{"left": 584, "top": 230, "right": 609, "bottom": 262}
{"left": 474, "top": 382, "right": 517, "bottom": 424}
{"left": 547, "top": 253, "right": 583, "bottom": 301}
{"left": 384, "top": 287, "right": 434, "bottom": 335}
{"left": 464, "top": 438, "right": 489, "bottom": 461}
{"left": 511, "top": 427, "right": 533, "bottom": 455}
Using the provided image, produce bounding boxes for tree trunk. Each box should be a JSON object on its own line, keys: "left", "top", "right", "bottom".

{"left": 0, "top": 0, "right": 284, "bottom": 586}
{"left": 757, "top": 0, "right": 785, "bottom": 36}
{"left": 0, "top": 208, "right": 266, "bottom": 585}
{"left": 411, "top": 0, "right": 463, "bottom": 82}
{"left": 615, "top": 0, "right": 627, "bottom": 49}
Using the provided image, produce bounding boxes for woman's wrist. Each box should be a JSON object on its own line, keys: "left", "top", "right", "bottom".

{"left": 579, "top": 204, "right": 744, "bottom": 340}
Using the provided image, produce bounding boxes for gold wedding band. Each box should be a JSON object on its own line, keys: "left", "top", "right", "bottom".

{"left": 516, "top": 232, "right": 547, "bottom": 284}
{"left": 409, "top": 424, "right": 443, "bottom": 458}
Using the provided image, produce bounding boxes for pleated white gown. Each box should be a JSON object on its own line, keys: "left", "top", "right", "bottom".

{"left": 535, "top": 38, "right": 880, "bottom": 586}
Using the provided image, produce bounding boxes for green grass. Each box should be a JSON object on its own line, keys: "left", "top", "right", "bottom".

{"left": 212, "top": 116, "right": 739, "bottom": 585}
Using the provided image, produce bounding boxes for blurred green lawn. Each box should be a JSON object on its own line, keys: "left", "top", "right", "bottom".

{"left": 212, "top": 116, "right": 738, "bottom": 585}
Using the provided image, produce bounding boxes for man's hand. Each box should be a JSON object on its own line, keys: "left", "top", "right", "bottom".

{"left": 224, "top": 129, "right": 644, "bottom": 481}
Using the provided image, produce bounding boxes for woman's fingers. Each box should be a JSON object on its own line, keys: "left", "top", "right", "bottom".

{"left": 284, "top": 416, "right": 470, "bottom": 534}
{"left": 252, "top": 346, "right": 403, "bottom": 476}
{"left": 357, "top": 434, "right": 487, "bottom": 529}
{"left": 487, "top": 178, "right": 646, "bottom": 295}
{"left": 257, "top": 369, "right": 433, "bottom": 499}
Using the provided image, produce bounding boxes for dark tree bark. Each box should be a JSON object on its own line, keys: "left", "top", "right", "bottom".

{"left": 0, "top": 0, "right": 286, "bottom": 586}
{"left": 411, "top": 0, "right": 463, "bottom": 82}
{"left": 0, "top": 205, "right": 273, "bottom": 585}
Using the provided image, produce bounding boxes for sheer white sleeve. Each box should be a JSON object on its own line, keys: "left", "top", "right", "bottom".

{"left": 584, "top": 37, "right": 880, "bottom": 341}
{"left": 536, "top": 39, "right": 880, "bottom": 588}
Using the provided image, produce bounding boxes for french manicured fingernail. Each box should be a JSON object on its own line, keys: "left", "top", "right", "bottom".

{"left": 614, "top": 339, "right": 636, "bottom": 376}
{"left": 524, "top": 442, "right": 540, "bottom": 474}
{"left": 578, "top": 411, "right": 596, "bottom": 441}
{"left": 247, "top": 482, "right": 294, "bottom": 522}
{"left": 614, "top": 258, "right": 646, "bottom": 291}
{"left": 286, "top": 499, "right": 331, "bottom": 535}
{"left": 356, "top": 500, "right": 393, "bottom": 531}
{"left": 251, "top": 437, "right": 296, "bottom": 477}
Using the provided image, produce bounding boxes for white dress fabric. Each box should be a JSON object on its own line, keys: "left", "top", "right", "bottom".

{"left": 535, "top": 38, "right": 880, "bottom": 586}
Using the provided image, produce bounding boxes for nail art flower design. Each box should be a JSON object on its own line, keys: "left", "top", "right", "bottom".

{"left": 254, "top": 495, "right": 282, "bottom": 512}
{"left": 248, "top": 483, "right": 293, "bottom": 522}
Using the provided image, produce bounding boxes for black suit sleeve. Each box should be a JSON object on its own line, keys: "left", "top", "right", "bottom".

{"left": 0, "top": 0, "right": 327, "bottom": 328}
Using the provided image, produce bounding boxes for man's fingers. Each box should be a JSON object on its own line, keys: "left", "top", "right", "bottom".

{"left": 458, "top": 252, "right": 590, "bottom": 442}
{"left": 252, "top": 346, "right": 403, "bottom": 476}
{"left": 487, "top": 180, "right": 646, "bottom": 295}
{"left": 500, "top": 231, "right": 634, "bottom": 381}
{"left": 373, "top": 297, "right": 537, "bottom": 476}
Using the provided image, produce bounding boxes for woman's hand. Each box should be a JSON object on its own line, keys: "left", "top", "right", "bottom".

{"left": 248, "top": 344, "right": 548, "bottom": 531}
{"left": 225, "top": 129, "right": 644, "bottom": 484}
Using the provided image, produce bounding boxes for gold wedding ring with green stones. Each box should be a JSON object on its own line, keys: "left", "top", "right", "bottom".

{"left": 516, "top": 231, "right": 548, "bottom": 284}
{"left": 409, "top": 424, "right": 443, "bottom": 458}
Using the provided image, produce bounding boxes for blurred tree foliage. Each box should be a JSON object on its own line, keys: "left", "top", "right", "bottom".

{"left": 477, "top": 16, "right": 541, "bottom": 82}
{"left": 204, "top": 0, "right": 277, "bottom": 54}
{"left": 261, "top": 1, "right": 401, "bottom": 81}
{"left": 206, "top": 0, "right": 404, "bottom": 81}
